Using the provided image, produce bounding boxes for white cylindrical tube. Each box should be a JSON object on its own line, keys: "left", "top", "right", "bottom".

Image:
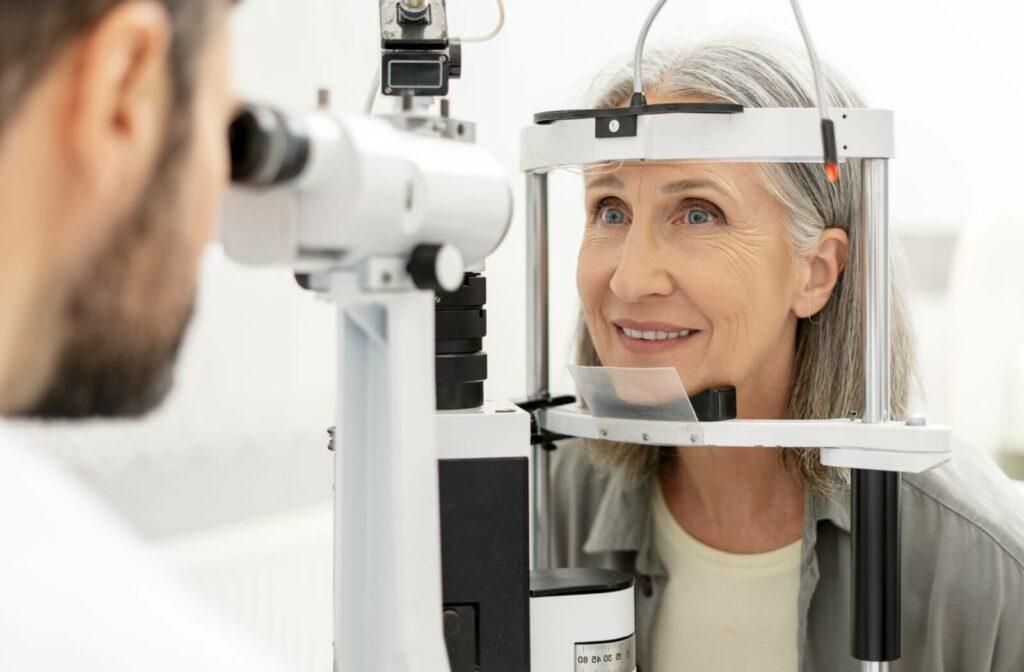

{"left": 295, "top": 112, "right": 512, "bottom": 269}
{"left": 531, "top": 569, "right": 636, "bottom": 672}
{"left": 222, "top": 109, "right": 512, "bottom": 272}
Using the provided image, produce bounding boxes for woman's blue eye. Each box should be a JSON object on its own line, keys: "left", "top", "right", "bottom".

{"left": 686, "top": 208, "right": 713, "bottom": 225}
{"left": 601, "top": 207, "right": 627, "bottom": 225}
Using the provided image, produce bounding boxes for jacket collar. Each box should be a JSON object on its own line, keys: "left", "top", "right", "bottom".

{"left": 809, "top": 482, "right": 852, "bottom": 533}
{"left": 581, "top": 465, "right": 853, "bottom": 568}
{"left": 582, "top": 468, "right": 653, "bottom": 555}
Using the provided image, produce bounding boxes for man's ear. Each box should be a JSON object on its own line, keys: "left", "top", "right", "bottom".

{"left": 792, "top": 227, "right": 849, "bottom": 318}
{"left": 65, "top": 0, "right": 171, "bottom": 220}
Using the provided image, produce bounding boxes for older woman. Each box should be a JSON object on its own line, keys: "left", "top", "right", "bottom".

{"left": 550, "top": 36, "right": 1024, "bottom": 672}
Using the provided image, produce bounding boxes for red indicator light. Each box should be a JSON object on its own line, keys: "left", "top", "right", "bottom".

{"left": 825, "top": 163, "right": 839, "bottom": 183}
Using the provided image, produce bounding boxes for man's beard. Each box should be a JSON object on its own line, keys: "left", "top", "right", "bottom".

{"left": 24, "top": 137, "right": 197, "bottom": 419}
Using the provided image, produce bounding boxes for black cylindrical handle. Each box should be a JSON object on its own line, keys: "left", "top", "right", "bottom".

{"left": 436, "top": 309, "right": 486, "bottom": 340}
{"left": 851, "top": 469, "right": 902, "bottom": 662}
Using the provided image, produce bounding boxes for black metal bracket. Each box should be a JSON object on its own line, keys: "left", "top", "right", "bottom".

{"left": 690, "top": 386, "right": 737, "bottom": 422}
{"left": 515, "top": 395, "right": 576, "bottom": 447}
{"left": 533, "top": 102, "right": 744, "bottom": 139}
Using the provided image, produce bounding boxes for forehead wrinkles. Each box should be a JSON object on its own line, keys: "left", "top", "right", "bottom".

{"left": 633, "top": 164, "right": 745, "bottom": 200}
{"left": 637, "top": 166, "right": 649, "bottom": 197}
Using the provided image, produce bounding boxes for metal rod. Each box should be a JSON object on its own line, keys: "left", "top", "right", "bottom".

{"left": 862, "top": 663, "right": 889, "bottom": 672}
{"left": 532, "top": 445, "right": 552, "bottom": 569}
{"left": 861, "top": 159, "right": 891, "bottom": 427}
{"left": 852, "top": 159, "right": 901, "bottom": 665}
{"left": 526, "top": 172, "right": 550, "bottom": 400}
{"left": 526, "top": 172, "right": 551, "bottom": 570}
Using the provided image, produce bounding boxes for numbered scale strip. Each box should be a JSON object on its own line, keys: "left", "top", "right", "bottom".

{"left": 575, "top": 634, "right": 637, "bottom": 672}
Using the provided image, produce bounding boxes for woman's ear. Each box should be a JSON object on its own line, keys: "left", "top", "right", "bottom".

{"left": 792, "top": 227, "right": 849, "bottom": 318}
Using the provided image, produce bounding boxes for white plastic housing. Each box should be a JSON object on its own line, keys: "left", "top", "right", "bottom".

{"left": 436, "top": 401, "right": 531, "bottom": 460}
{"left": 222, "top": 112, "right": 512, "bottom": 272}
{"left": 520, "top": 108, "right": 894, "bottom": 173}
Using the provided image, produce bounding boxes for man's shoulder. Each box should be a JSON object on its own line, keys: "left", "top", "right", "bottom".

{"left": 0, "top": 424, "right": 289, "bottom": 672}
{"left": 0, "top": 423, "right": 88, "bottom": 520}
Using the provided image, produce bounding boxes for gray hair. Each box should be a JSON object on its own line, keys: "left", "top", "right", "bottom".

{"left": 576, "top": 35, "right": 915, "bottom": 493}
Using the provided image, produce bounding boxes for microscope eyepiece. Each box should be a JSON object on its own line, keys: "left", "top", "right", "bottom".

{"left": 229, "top": 104, "right": 311, "bottom": 187}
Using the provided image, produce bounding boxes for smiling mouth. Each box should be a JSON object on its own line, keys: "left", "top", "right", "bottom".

{"left": 619, "top": 326, "right": 692, "bottom": 341}
{"left": 612, "top": 322, "right": 700, "bottom": 354}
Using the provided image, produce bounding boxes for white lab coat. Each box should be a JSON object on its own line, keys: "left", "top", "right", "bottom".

{"left": 0, "top": 424, "right": 291, "bottom": 672}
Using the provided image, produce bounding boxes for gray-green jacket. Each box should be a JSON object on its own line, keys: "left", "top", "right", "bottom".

{"left": 549, "top": 439, "right": 1024, "bottom": 672}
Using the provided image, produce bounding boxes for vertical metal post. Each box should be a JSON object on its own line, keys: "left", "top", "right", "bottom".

{"left": 852, "top": 159, "right": 901, "bottom": 671}
{"left": 861, "top": 159, "right": 891, "bottom": 427}
{"left": 526, "top": 172, "right": 552, "bottom": 570}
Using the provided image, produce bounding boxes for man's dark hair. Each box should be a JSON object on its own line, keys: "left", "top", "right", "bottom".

{"left": 0, "top": 1, "right": 222, "bottom": 131}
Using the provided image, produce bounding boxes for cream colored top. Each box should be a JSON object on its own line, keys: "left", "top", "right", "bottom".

{"left": 650, "top": 483, "right": 801, "bottom": 672}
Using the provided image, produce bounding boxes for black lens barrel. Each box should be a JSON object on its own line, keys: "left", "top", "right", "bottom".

{"left": 229, "top": 105, "right": 310, "bottom": 187}
{"left": 436, "top": 274, "right": 487, "bottom": 411}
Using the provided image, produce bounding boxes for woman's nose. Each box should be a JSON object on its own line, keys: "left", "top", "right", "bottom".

{"left": 607, "top": 223, "right": 674, "bottom": 302}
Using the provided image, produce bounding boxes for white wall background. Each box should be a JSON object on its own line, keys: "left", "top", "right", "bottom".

{"left": 12, "top": 1, "right": 1024, "bottom": 669}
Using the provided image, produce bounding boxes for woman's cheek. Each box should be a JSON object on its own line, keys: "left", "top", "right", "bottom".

{"left": 577, "top": 244, "right": 614, "bottom": 355}
{"left": 577, "top": 241, "right": 608, "bottom": 309}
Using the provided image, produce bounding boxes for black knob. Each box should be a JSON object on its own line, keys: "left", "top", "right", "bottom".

{"left": 407, "top": 244, "right": 465, "bottom": 294}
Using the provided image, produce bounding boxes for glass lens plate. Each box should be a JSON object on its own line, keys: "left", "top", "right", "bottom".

{"left": 567, "top": 365, "right": 698, "bottom": 423}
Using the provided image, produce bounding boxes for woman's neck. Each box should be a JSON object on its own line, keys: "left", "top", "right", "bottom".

{"left": 659, "top": 447, "right": 806, "bottom": 553}
{"left": 659, "top": 349, "right": 806, "bottom": 554}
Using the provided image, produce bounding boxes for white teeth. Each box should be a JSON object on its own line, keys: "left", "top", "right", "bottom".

{"left": 621, "top": 327, "right": 692, "bottom": 341}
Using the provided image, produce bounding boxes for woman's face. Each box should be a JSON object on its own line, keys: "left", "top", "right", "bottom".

{"left": 577, "top": 158, "right": 837, "bottom": 418}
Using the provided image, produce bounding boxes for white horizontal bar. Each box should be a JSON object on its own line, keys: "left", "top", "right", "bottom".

{"left": 541, "top": 406, "right": 952, "bottom": 473}
{"left": 520, "top": 108, "right": 894, "bottom": 173}
{"left": 819, "top": 447, "right": 949, "bottom": 474}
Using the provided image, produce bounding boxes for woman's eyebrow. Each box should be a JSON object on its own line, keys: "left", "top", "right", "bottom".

{"left": 660, "top": 179, "right": 736, "bottom": 199}
{"left": 585, "top": 175, "right": 625, "bottom": 190}
{"left": 585, "top": 175, "right": 737, "bottom": 199}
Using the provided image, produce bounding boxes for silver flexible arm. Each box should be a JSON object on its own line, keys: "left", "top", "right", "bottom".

{"left": 789, "top": 0, "right": 832, "bottom": 121}
{"left": 629, "top": 0, "right": 838, "bottom": 179}
{"left": 633, "top": 0, "right": 670, "bottom": 99}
